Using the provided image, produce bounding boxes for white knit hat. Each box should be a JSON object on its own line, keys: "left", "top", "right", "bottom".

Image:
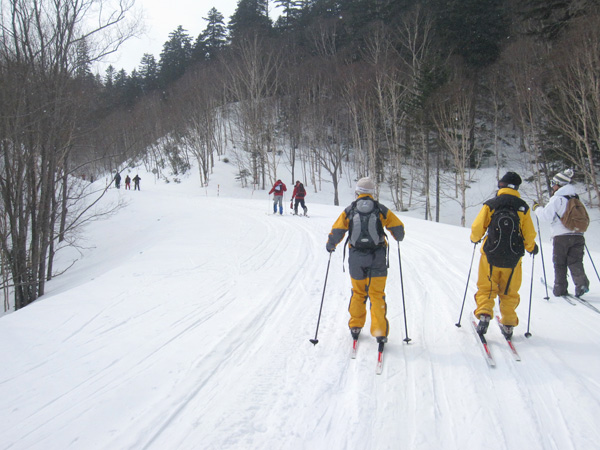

{"left": 355, "top": 177, "right": 376, "bottom": 195}
{"left": 552, "top": 168, "right": 573, "bottom": 186}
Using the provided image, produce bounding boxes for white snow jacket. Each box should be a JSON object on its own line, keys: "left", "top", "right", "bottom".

{"left": 535, "top": 184, "right": 584, "bottom": 237}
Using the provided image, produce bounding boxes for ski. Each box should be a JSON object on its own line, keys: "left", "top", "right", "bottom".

{"left": 471, "top": 320, "right": 496, "bottom": 367}
{"left": 496, "top": 317, "right": 521, "bottom": 361}
{"left": 566, "top": 294, "right": 600, "bottom": 314}
{"left": 350, "top": 334, "right": 384, "bottom": 374}
{"left": 540, "top": 277, "right": 576, "bottom": 305}
{"left": 351, "top": 338, "right": 359, "bottom": 359}
{"left": 375, "top": 342, "right": 384, "bottom": 375}
{"left": 560, "top": 295, "right": 577, "bottom": 305}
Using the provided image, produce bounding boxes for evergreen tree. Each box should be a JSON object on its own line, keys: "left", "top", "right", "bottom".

{"left": 273, "top": 0, "right": 305, "bottom": 27}
{"left": 518, "top": 0, "right": 599, "bottom": 40}
{"left": 432, "top": 0, "right": 510, "bottom": 69}
{"left": 194, "top": 8, "right": 228, "bottom": 61}
{"left": 229, "top": 0, "right": 272, "bottom": 41}
{"left": 124, "top": 69, "right": 143, "bottom": 105}
{"left": 138, "top": 53, "right": 159, "bottom": 92}
{"left": 104, "top": 65, "right": 116, "bottom": 88}
{"left": 114, "top": 68, "right": 129, "bottom": 100}
{"left": 159, "top": 26, "right": 193, "bottom": 86}
{"left": 74, "top": 39, "right": 93, "bottom": 81}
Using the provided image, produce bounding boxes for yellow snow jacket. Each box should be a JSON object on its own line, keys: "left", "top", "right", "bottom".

{"left": 470, "top": 188, "right": 537, "bottom": 254}
{"left": 326, "top": 194, "right": 405, "bottom": 251}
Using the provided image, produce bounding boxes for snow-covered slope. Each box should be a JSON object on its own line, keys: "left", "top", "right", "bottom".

{"left": 1, "top": 161, "right": 599, "bottom": 450}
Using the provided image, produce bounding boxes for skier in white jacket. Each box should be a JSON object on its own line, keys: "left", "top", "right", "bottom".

{"left": 534, "top": 169, "right": 589, "bottom": 297}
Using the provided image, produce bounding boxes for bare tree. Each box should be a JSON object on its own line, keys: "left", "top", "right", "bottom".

{"left": 394, "top": 7, "right": 437, "bottom": 217}
{"left": 544, "top": 15, "right": 600, "bottom": 206}
{"left": 362, "top": 23, "right": 409, "bottom": 210}
{"left": 500, "top": 39, "right": 548, "bottom": 201}
{"left": 167, "top": 65, "right": 227, "bottom": 186}
{"left": 341, "top": 64, "right": 379, "bottom": 181}
{"left": 431, "top": 68, "right": 480, "bottom": 226}
{"left": 0, "top": 0, "right": 138, "bottom": 310}
{"left": 225, "top": 32, "right": 283, "bottom": 189}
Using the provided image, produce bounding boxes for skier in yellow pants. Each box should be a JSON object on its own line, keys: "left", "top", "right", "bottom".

{"left": 470, "top": 172, "right": 537, "bottom": 338}
{"left": 326, "top": 177, "right": 405, "bottom": 343}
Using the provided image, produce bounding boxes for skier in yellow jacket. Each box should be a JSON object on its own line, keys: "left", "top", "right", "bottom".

{"left": 326, "top": 177, "right": 405, "bottom": 343}
{"left": 470, "top": 172, "right": 538, "bottom": 338}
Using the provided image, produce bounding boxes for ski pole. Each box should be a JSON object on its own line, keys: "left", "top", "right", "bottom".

{"left": 397, "top": 242, "right": 411, "bottom": 343}
{"left": 525, "top": 253, "right": 535, "bottom": 338}
{"left": 310, "top": 252, "right": 333, "bottom": 345}
{"left": 585, "top": 244, "right": 600, "bottom": 282}
{"left": 535, "top": 215, "right": 550, "bottom": 300}
{"left": 455, "top": 242, "right": 478, "bottom": 328}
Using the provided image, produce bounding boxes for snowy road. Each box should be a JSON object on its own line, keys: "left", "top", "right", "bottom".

{"left": 1, "top": 177, "right": 599, "bottom": 450}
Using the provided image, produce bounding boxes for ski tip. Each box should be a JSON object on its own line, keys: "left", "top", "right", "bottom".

{"left": 309, "top": 339, "right": 319, "bottom": 345}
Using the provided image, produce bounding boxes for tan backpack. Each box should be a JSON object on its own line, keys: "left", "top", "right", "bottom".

{"left": 560, "top": 195, "right": 590, "bottom": 232}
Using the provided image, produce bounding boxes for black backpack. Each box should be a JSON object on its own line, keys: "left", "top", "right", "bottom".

{"left": 297, "top": 184, "right": 306, "bottom": 196}
{"left": 347, "top": 198, "right": 386, "bottom": 250}
{"left": 482, "top": 196, "right": 527, "bottom": 269}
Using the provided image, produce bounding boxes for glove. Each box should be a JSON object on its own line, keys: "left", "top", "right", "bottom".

{"left": 326, "top": 242, "right": 336, "bottom": 253}
{"left": 394, "top": 227, "right": 405, "bottom": 242}
{"left": 529, "top": 243, "right": 539, "bottom": 255}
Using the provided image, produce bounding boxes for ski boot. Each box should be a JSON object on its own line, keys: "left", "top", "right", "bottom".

{"left": 476, "top": 314, "right": 491, "bottom": 335}
{"left": 499, "top": 323, "right": 513, "bottom": 339}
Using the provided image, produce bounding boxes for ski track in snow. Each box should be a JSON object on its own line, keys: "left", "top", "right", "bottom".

{"left": 1, "top": 180, "right": 600, "bottom": 450}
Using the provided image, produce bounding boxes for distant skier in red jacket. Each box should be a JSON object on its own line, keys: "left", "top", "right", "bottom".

{"left": 291, "top": 181, "right": 308, "bottom": 216}
{"left": 268, "top": 179, "right": 287, "bottom": 214}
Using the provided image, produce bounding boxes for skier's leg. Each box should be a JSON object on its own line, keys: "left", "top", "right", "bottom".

{"left": 348, "top": 277, "right": 368, "bottom": 329}
{"left": 552, "top": 236, "right": 569, "bottom": 295}
{"left": 474, "top": 253, "right": 498, "bottom": 320}
{"left": 368, "top": 276, "right": 389, "bottom": 338}
{"left": 498, "top": 262, "right": 522, "bottom": 326}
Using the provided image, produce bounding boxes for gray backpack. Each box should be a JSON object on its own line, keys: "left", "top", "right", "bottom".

{"left": 348, "top": 198, "right": 386, "bottom": 250}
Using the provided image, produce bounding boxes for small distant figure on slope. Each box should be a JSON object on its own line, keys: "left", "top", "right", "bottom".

{"left": 114, "top": 172, "right": 121, "bottom": 189}
{"left": 325, "top": 177, "right": 405, "bottom": 344}
{"left": 470, "top": 172, "right": 538, "bottom": 339}
{"left": 291, "top": 181, "right": 308, "bottom": 216}
{"left": 133, "top": 175, "right": 141, "bottom": 191}
{"left": 125, "top": 175, "right": 131, "bottom": 190}
{"left": 268, "top": 179, "right": 287, "bottom": 214}
{"left": 534, "top": 168, "right": 590, "bottom": 298}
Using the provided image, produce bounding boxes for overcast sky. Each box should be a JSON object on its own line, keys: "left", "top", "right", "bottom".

{"left": 98, "top": 0, "right": 241, "bottom": 74}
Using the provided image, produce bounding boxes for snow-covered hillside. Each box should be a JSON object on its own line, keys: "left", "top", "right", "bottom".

{"left": 1, "top": 160, "right": 599, "bottom": 450}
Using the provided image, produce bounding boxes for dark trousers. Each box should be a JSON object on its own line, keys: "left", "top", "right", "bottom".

{"left": 294, "top": 198, "right": 307, "bottom": 215}
{"left": 552, "top": 234, "right": 588, "bottom": 295}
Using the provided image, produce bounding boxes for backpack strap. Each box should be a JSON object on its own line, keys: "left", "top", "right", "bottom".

{"left": 555, "top": 194, "right": 577, "bottom": 220}
{"left": 504, "top": 267, "right": 516, "bottom": 295}
{"left": 488, "top": 263, "right": 516, "bottom": 295}
{"left": 341, "top": 202, "right": 357, "bottom": 272}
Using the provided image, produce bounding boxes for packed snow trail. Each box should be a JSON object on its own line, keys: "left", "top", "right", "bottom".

{"left": 0, "top": 175, "right": 599, "bottom": 450}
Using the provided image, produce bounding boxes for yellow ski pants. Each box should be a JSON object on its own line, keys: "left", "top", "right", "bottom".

{"left": 348, "top": 275, "right": 389, "bottom": 338}
{"left": 474, "top": 252, "right": 522, "bottom": 326}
